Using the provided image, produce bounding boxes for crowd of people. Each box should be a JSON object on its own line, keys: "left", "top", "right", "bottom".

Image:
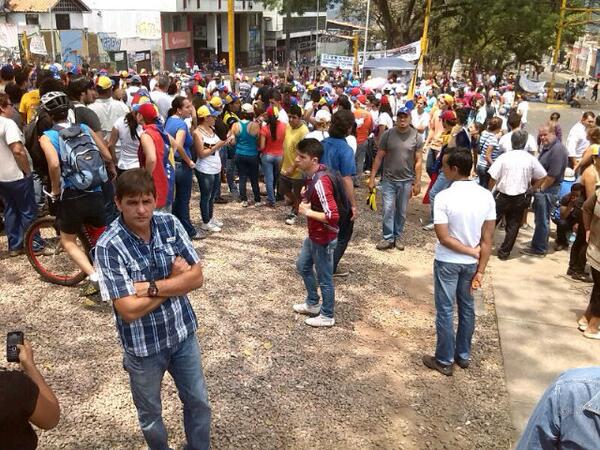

{"left": 0, "top": 59, "right": 599, "bottom": 449}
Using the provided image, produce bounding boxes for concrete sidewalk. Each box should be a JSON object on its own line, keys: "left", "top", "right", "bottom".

{"left": 489, "top": 225, "right": 599, "bottom": 441}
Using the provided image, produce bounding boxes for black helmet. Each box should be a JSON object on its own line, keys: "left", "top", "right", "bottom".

{"left": 40, "top": 91, "right": 69, "bottom": 114}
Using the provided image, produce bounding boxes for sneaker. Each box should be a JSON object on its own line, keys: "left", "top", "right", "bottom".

{"left": 191, "top": 230, "right": 208, "bottom": 240}
{"left": 422, "top": 222, "right": 435, "bottom": 231}
{"left": 285, "top": 214, "right": 297, "bottom": 225}
{"left": 305, "top": 314, "right": 335, "bottom": 327}
{"left": 520, "top": 246, "right": 546, "bottom": 257}
{"left": 254, "top": 202, "right": 263, "bottom": 208}
{"left": 293, "top": 302, "right": 321, "bottom": 316}
{"left": 210, "top": 217, "right": 224, "bottom": 228}
{"left": 394, "top": 241, "right": 405, "bottom": 251}
{"left": 8, "top": 248, "right": 24, "bottom": 257}
{"left": 376, "top": 239, "right": 394, "bottom": 251}
{"left": 200, "top": 222, "right": 222, "bottom": 233}
{"left": 422, "top": 355, "right": 453, "bottom": 376}
{"left": 265, "top": 201, "right": 276, "bottom": 208}
{"left": 241, "top": 201, "right": 249, "bottom": 208}
{"left": 333, "top": 270, "right": 350, "bottom": 278}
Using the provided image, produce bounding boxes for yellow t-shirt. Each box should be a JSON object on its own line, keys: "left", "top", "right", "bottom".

{"left": 281, "top": 123, "right": 308, "bottom": 180}
{"left": 19, "top": 89, "right": 40, "bottom": 124}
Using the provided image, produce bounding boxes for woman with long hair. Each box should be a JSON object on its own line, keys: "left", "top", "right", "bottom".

{"left": 165, "top": 96, "right": 199, "bottom": 239}
{"left": 259, "top": 105, "right": 286, "bottom": 207}
{"left": 230, "top": 103, "right": 262, "bottom": 207}
{"left": 107, "top": 111, "right": 141, "bottom": 176}
{"left": 193, "top": 105, "right": 233, "bottom": 232}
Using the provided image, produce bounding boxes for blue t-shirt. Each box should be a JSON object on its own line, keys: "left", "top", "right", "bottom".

{"left": 321, "top": 137, "right": 356, "bottom": 177}
{"left": 43, "top": 122, "right": 101, "bottom": 192}
{"left": 165, "top": 116, "right": 193, "bottom": 160}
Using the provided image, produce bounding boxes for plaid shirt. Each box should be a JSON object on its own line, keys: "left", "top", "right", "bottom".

{"left": 95, "top": 212, "right": 200, "bottom": 357}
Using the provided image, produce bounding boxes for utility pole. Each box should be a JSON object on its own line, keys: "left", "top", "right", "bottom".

{"left": 353, "top": 33, "right": 359, "bottom": 78}
{"left": 49, "top": 6, "right": 55, "bottom": 62}
{"left": 361, "top": 0, "right": 371, "bottom": 80}
{"left": 313, "top": 0, "right": 320, "bottom": 80}
{"left": 228, "top": 0, "right": 235, "bottom": 82}
{"left": 407, "top": 0, "right": 432, "bottom": 99}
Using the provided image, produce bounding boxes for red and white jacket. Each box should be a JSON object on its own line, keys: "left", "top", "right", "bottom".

{"left": 303, "top": 164, "right": 339, "bottom": 245}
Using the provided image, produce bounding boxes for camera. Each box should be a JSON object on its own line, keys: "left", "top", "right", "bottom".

{"left": 6, "top": 331, "right": 24, "bottom": 362}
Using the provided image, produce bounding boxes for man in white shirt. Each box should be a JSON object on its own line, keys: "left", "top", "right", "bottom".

{"left": 125, "top": 75, "right": 143, "bottom": 107}
{"left": 489, "top": 130, "right": 547, "bottom": 260}
{"left": 411, "top": 97, "right": 430, "bottom": 140}
{"left": 516, "top": 94, "right": 529, "bottom": 127}
{"left": 422, "top": 147, "right": 496, "bottom": 376}
{"left": 0, "top": 111, "right": 36, "bottom": 256}
{"left": 88, "top": 76, "right": 129, "bottom": 142}
{"left": 566, "top": 111, "right": 596, "bottom": 166}
{"left": 498, "top": 112, "right": 538, "bottom": 155}
{"left": 149, "top": 76, "right": 173, "bottom": 120}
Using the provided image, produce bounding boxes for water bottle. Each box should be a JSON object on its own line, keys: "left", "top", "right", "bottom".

{"left": 568, "top": 231, "right": 576, "bottom": 247}
{"left": 473, "top": 288, "right": 486, "bottom": 317}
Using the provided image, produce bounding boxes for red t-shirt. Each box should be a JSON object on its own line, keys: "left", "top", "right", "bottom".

{"left": 138, "top": 124, "right": 169, "bottom": 208}
{"left": 302, "top": 165, "right": 339, "bottom": 245}
{"left": 259, "top": 121, "right": 286, "bottom": 157}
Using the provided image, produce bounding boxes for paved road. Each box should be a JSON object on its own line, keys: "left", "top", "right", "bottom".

{"left": 492, "top": 102, "right": 600, "bottom": 444}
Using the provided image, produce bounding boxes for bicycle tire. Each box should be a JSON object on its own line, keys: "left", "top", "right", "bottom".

{"left": 25, "top": 216, "right": 90, "bottom": 286}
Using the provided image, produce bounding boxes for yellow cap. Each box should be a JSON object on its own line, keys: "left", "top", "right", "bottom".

{"left": 592, "top": 144, "right": 600, "bottom": 156}
{"left": 96, "top": 76, "right": 112, "bottom": 90}
{"left": 209, "top": 96, "right": 223, "bottom": 108}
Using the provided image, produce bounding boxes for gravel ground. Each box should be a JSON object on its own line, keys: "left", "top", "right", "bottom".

{"left": 0, "top": 181, "right": 515, "bottom": 449}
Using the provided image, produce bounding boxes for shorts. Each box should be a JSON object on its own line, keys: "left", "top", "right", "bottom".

{"left": 58, "top": 189, "right": 106, "bottom": 235}
{"left": 278, "top": 174, "right": 304, "bottom": 201}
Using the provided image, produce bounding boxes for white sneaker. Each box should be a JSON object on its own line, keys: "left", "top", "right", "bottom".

{"left": 422, "top": 222, "right": 435, "bottom": 231}
{"left": 285, "top": 214, "right": 297, "bottom": 225}
{"left": 200, "top": 222, "right": 221, "bottom": 233}
{"left": 210, "top": 217, "right": 223, "bottom": 228}
{"left": 293, "top": 302, "right": 320, "bottom": 315}
{"left": 241, "top": 201, "right": 249, "bottom": 207}
{"left": 254, "top": 202, "right": 263, "bottom": 207}
{"left": 305, "top": 314, "right": 335, "bottom": 327}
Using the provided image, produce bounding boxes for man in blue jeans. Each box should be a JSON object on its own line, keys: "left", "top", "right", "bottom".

{"left": 95, "top": 169, "right": 211, "bottom": 449}
{"left": 522, "top": 124, "right": 568, "bottom": 257}
{"left": 292, "top": 138, "right": 340, "bottom": 327}
{"left": 422, "top": 148, "right": 496, "bottom": 376}
{"left": 369, "top": 105, "right": 423, "bottom": 251}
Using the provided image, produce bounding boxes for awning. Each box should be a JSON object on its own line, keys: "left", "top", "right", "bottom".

{"left": 362, "top": 56, "right": 415, "bottom": 71}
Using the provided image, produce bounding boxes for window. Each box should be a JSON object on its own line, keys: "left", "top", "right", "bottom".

{"left": 183, "top": 0, "right": 187, "bottom": 8}
{"left": 172, "top": 15, "right": 182, "bottom": 31}
{"left": 55, "top": 14, "right": 71, "bottom": 30}
{"left": 25, "top": 14, "right": 39, "bottom": 25}
{"left": 197, "top": 0, "right": 200, "bottom": 7}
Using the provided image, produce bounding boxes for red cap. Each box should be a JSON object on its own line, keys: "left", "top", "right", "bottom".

{"left": 380, "top": 95, "right": 389, "bottom": 105}
{"left": 356, "top": 94, "right": 367, "bottom": 105}
{"left": 441, "top": 110, "right": 457, "bottom": 122}
{"left": 136, "top": 103, "right": 159, "bottom": 122}
{"left": 350, "top": 87, "right": 361, "bottom": 96}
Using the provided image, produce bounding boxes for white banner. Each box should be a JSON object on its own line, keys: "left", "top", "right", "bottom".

{"left": 0, "top": 24, "right": 18, "bottom": 49}
{"left": 519, "top": 76, "right": 546, "bottom": 93}
{"left": 390, "top": 40, "right": 421, "bottom": 62}
{"left": 29, "top": 34, "right": 47, "bottom": 55}
{"left": 320, "top": 53, "right": 354, "bottom": 70}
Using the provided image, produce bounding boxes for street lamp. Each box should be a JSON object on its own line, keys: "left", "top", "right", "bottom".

{"left": 362, "top": 0, "right": 371, "bottom": 80}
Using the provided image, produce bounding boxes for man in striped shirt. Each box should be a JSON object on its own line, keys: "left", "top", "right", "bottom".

{"left": 95, "top": 168, "right": 211, "bottom": 450}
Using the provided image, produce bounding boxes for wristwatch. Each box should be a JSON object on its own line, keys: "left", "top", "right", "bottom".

{"left": 147, "top": 280, "right": 159, "bottom": 297}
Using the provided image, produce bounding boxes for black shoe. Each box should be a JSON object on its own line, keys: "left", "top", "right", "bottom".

{"left": 497, "top": 253, "right": 509, "bottom": 261}
{"left": 455, "top": 358, "right": 470, "bottom": 369}
{"left": 422, "top": 355, "right": 453, "bottom": 376}
{"left": 214, "top": 197, "right": 228, "bottom": 204}
{"left": 567, "top": 268, "right": 576, "bottom": 277}
{"left": 572, "top": 272, "right": 593, "bottom": 283}
{"left": 520, "top": 246, "right": 546, "bottom": 257}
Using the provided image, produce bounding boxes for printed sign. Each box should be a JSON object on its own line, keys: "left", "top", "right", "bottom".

{"left": 29, "top": 34, "right": 47, "bottom": 55}
{"left": 60, "top": 30, "right": 83, "bottom": 66}
{"left": 320, "top": 53, "right": 354, "bottom": 70}
{"left": 98, "top": 33, "right": 121, "bottom": 52}
{"left": 389, "top": 40, "right": 421, "bottom": 62}
{"left": 164, "top": 32, "right": 191, "bottom": 51}
{"left": 0, "top": 24, "right": 18, "bottom": 49}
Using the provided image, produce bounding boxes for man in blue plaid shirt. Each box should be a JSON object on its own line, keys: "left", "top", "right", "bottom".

{"left": 95, "top": 168, "right": 210, "bottom": 450}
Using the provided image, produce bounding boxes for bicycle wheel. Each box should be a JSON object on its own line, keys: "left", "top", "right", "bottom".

{"left": 25, "top": 216, "right": 90, "bottom": 286}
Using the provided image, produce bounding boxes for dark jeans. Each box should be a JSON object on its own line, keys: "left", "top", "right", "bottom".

{"left": 495, "top": 192, "right": 530, "bottom": 258}
{"left": 173, "top": 162, "right": 196, "bottom": 238}
{"left": 476, "top": 165, "right": 490, "bottom": 189}
{"left": 195, "top": 171, "right": 220, "bottom": 224}
{"left": 235, "top": 154, "right": 261, "bottom": 202}
{"left": 354, "top": 141, "right": 368, "bottom": 186}
{"left": 569, "top": 217, "right": 587, "bottom": 274}
{"left": 333, "top": 211, "right": 354, "bottom": 273}
{"left": 589, "top": 267, "right": 600, "bottom": 317}
{"left": 220, "top": 146, "right": 238, "bottom": 196}
{"left": 101, "top": 178, "right": 119, "bottom": 223}
{"left": 531, "top": 186, "right": 560, "bottom": 254}
{"left": 0, "top": 175, "right": 37, "bottom": 251}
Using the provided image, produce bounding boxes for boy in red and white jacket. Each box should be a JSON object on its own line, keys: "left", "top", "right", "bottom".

{"left": 292, "top": 138, "right": 339, "bottom": 327}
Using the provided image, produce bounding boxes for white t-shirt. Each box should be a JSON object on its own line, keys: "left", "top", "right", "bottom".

{"left": 378, "top": 112, "right": 393, "bottom": 131}
{"left": 278, "top": 107, "right": 289, "bottom": 124}
{"left": 305, "top": 130, "right": 329, "bottom": 141}
{"left": 346, "top": 135, "right": 358, "bottom": 154}
{"left": 125, "top": 86, "right": 140, "bottom": 107}
{"left": 195, "top": 129, "right": 222, "bottom": 175}
{"left": 516, "top": 101, "right": 529, "bottom": 123}
{"left": 114, "top": 116, "right": 142, "bottom": 170}
{"left": 434, "top": 180, "right": 496, "bottom": 264}
{"left": 88, "top": 97, "right": 129, "bottom": 134}
{"left": 498, "top": 131, "right": 538, "bottom": 155}
{"left": 0, "top": 116, "right": 25, "bottom": 182}
{"left": 411, "top": 110, "right": 430, "bottom": 139}
{"left": 488, "top": 149, "right": 547, "bottom": 196}
{"left": 150, "top": 90, "right": 173, "bottom": 120}
{"left": 566, "top": 122, "right": 590, "bottom": 158}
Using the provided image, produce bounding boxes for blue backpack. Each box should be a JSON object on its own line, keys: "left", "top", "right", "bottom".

{"left": 54, "top": 124, "right": 108, "bottom": 191}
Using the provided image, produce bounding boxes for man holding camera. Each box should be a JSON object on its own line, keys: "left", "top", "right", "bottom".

{"left": 95, "top": 168, "right": 211, "bottom": 450}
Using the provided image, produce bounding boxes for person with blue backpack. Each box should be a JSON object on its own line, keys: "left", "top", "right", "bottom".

{"left": 38, "top": 91, "right": 114, "bottom": 287}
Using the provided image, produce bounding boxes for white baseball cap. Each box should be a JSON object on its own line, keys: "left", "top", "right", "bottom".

{"left": 315, "top": 109, "right": 331, "bottom": 123}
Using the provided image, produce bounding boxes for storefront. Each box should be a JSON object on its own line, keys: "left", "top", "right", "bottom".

{"left": 163, "top": 31, "right": 192, "bottom": 72}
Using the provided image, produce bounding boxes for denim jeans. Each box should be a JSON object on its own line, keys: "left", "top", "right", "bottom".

{"left": 122, "top": 334, "right": 211, "bottom": 450}
{"left": 296, "top": 237, "right": 337, "bottom": 318}
{"left": 194, "top": 171, "right": 220, "bottom": 224}
{"left": 261, "top": 154, "right": 282, "bottom": 204}
{"left": 428, "top": 172, "right": 452, "bottom": 222}
{"left": 235, "top": 154, "right": 261, "bottom": 202}
{"left": 220, "top": 147, "right": 238, "bottom": 196}
{"left": 354, "top": 141, "right": 368, "bottom": 186}
{"left": 476, "top": 165, "right": 490, "bottom": 189}
{"left": 0, "top": 175, "right": 37, "bottom": 251}
{"left": 531, "top": 185, "right": 560, "bottom": 254}
{"left": 101, "top": 178, "right": 119, "bottom": 223}
{"left": 381, "top": 179, "right": 413, "bottom": 242}
{"left": 173, "top": 162, "right": 196, "bottom": 238}
{"left": 333, "top": 212, "right": 354, "bottom": 273}
{"left": 433, "top": 259, "right": 478, "bottom": 366}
